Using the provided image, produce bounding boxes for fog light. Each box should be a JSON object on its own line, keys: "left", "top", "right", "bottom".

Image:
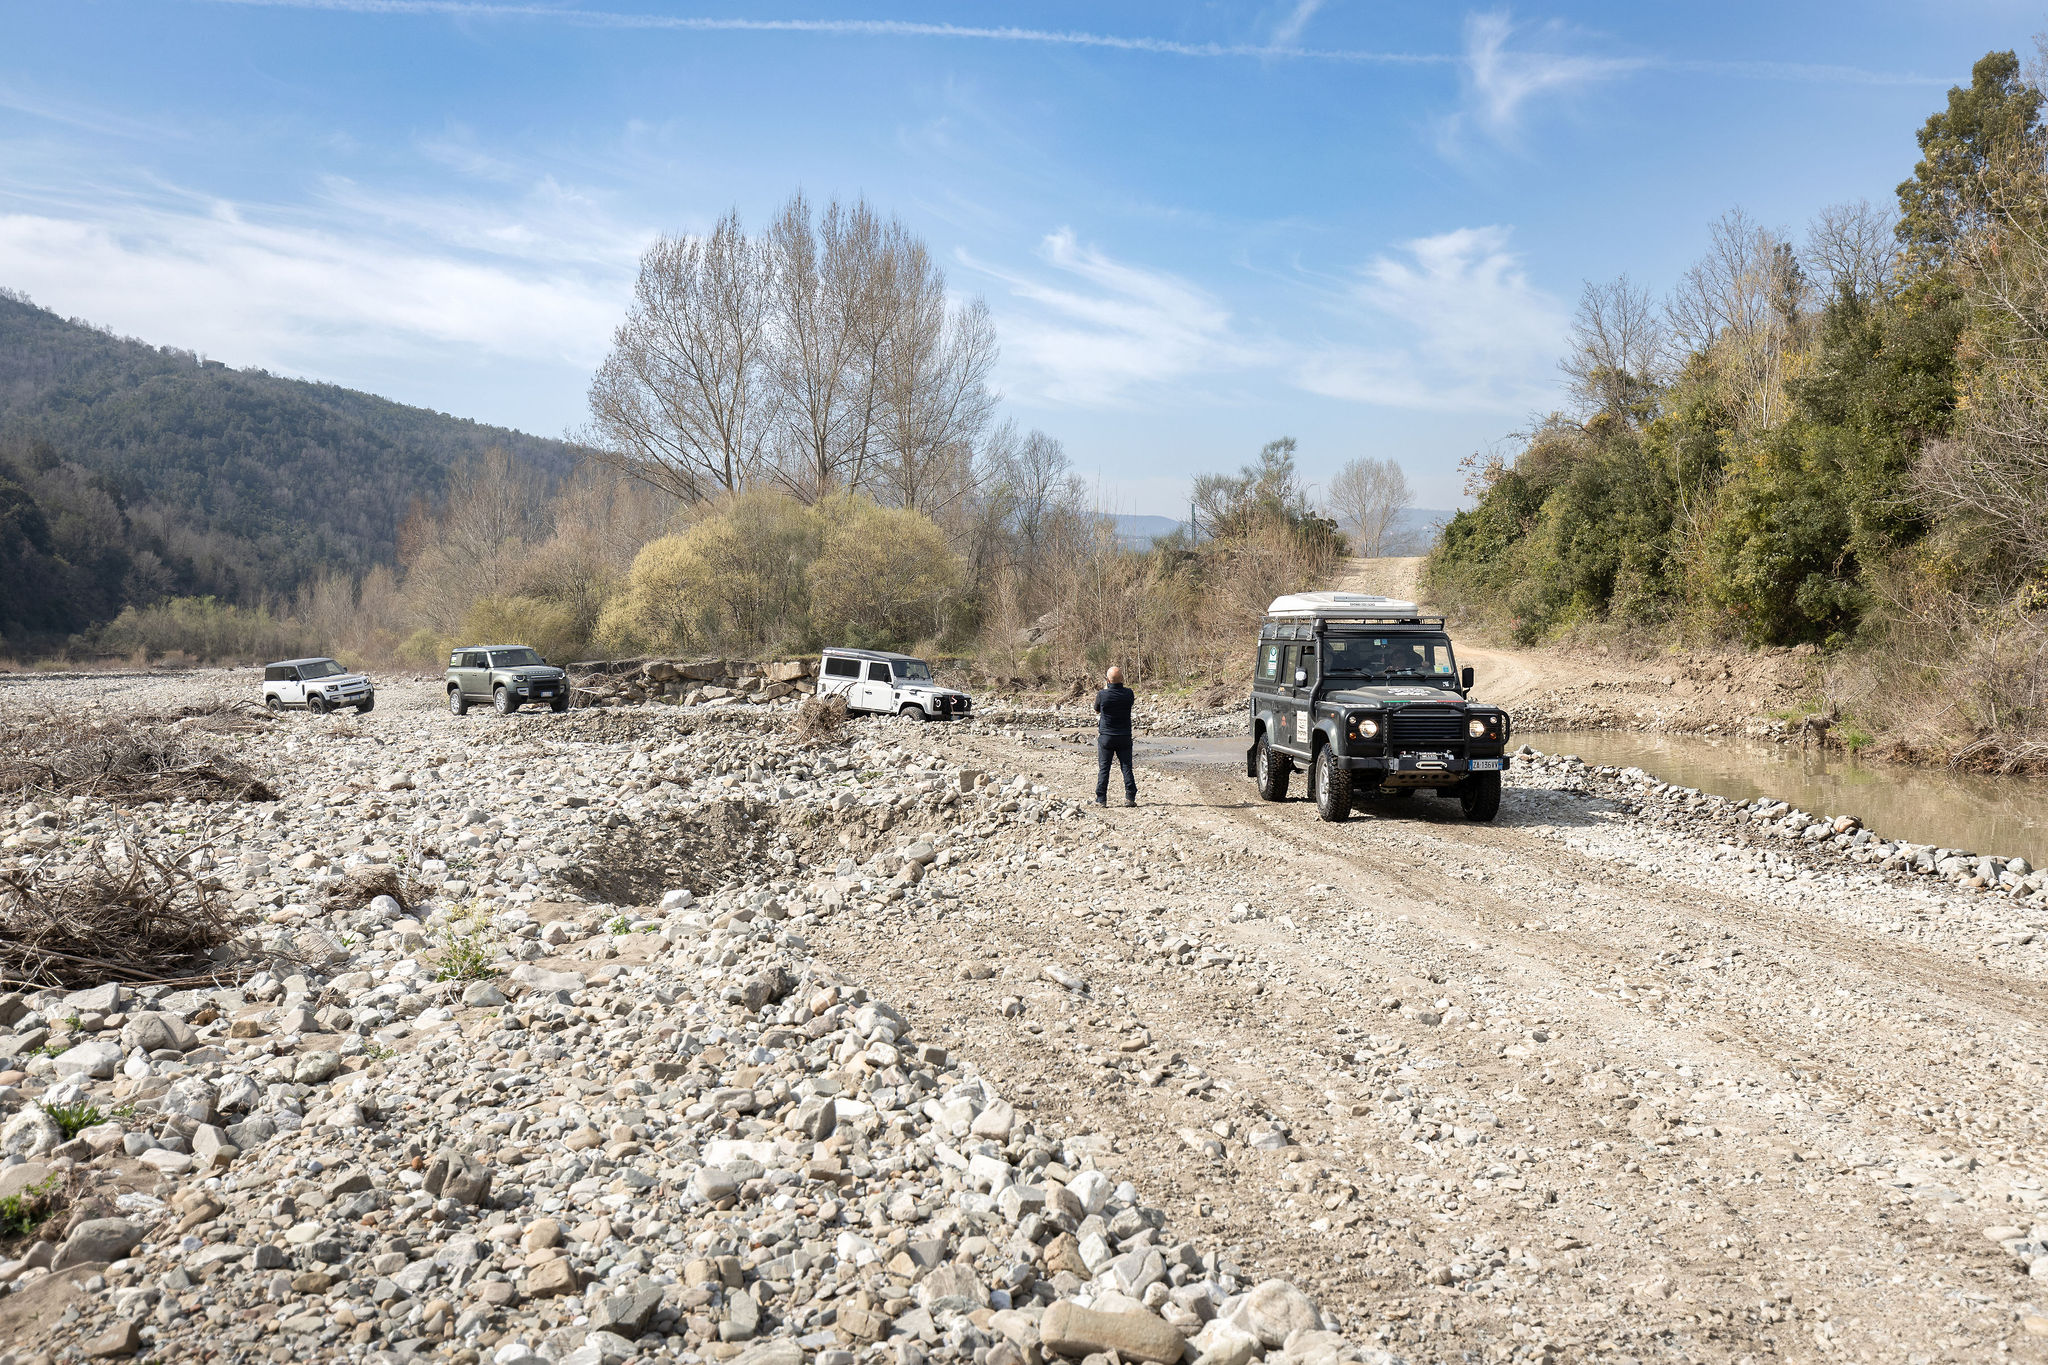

{"left": 1467, "top": 718, "right": 1487, "bottom": 737}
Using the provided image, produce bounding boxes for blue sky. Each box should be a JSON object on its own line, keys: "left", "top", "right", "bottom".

{"left": 2, "top": 2, "right": 2040, "bottom": 514}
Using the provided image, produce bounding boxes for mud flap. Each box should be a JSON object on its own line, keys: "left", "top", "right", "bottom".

{"left": 1245, "top": 741, "right": 1259, "bottom": 778}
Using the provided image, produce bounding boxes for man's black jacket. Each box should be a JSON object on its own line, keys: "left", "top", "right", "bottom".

{"left": 1093, "top": 683, "right": 1135, "bottom": 738}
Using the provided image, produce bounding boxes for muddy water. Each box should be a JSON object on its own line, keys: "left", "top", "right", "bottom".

{"left": 1132, "top": 731, "right": 2048, "bottom": 866}
{"left": 1522, "top": 730, "right": 2048, "bottom": 867}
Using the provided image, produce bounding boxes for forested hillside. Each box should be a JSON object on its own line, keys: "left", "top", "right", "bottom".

{"left": 1428, "top": 50, "right": 2048, "bottom": 763}
{"left": 0, "top": 290, "right": 583, "bottom": 646}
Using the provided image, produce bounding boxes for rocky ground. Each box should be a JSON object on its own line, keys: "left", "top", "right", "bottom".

{"left": 0, "top": 672, "right": 2044, "bottom": 1365}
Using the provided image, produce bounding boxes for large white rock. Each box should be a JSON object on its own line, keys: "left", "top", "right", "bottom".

{"left": 0, "top": 1107, "right": 63, "bottom": 1157}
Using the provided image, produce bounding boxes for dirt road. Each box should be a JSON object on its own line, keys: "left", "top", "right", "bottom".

{"left": 1325, "top": 557, "right": 1813, "bottom": 733}
{"left": 808, "top": 724, "right": 2048, "bottom": 1362}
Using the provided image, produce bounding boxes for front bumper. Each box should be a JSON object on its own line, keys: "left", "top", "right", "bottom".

{"left": 512, "top": 678, "right": 567, "bottom": 699}
{"left": 1337, "top": 752, "right": 1508, "bottom": 777}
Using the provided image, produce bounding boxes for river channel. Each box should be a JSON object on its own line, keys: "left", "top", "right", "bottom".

{"left": 1133, "top": 731, "right": 2048, "bottom": 866}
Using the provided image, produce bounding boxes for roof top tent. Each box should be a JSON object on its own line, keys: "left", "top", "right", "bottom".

{"left": 1262, "top": 592, "right": 1444, "bottom": 635}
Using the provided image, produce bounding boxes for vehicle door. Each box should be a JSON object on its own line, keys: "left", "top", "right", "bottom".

{"left": 1252, "top": 639, "right": 1284, "bottom": 746}
{"left": 460, "top": 651, "right": 489, "bottom": 697}
{"left": 854, "top": 660, "right": 894, "bottom": 713}
{"left": 819, "top": 655, "right": 859, "bottom": 701}
{"left": 280, "top": 665, "right": 307, "bottom": 708}
{"left": 1291, "top": 641, "right": 1321, "bottom": 752}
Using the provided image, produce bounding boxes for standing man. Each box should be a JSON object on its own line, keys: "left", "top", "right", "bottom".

{"left": 1094, "top": 665, "right": 1137, "bottom": 808}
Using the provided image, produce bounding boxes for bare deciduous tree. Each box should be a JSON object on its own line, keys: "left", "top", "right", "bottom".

{"left": 874, "top": 256, "right": 1000, "bottom": 514}
{"left": 1666, "top": 208, "right": 1808, "bottom": 432}
{"left": 1560, "top": 274, "right": 1668, "bottom": 425}
{"left": 588, "top": 211, "right": 775, "bottom": 500}
{"left": 764, "top": 193, "right": 855, "bottom": 502}
{"left": 1803, "top": 199, "right": 1902, "bottom": 304}
{"left": 1325, "top": 456, "right": 1413, "bottom": 558}
{"left": 590, "top": 194, "right": 999, "bottom": 516}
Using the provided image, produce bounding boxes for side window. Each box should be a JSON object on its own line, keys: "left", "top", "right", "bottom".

{"left": 1255, "top": 644, "right": 1281, "bottom": 685}
{"left": 465, "top": 653, "right": 485, "bottom": 669}
{"left": 866, "top": 662, "right": 892, "bottom": 683}
{"left": 264, "top": 666, "right": 283, "bottom": 682}
{"left": 448, "top": 653, "right": 461, "bottom": 670}
{"left": 824, "top": 657, "right": 859, "bottom": 679}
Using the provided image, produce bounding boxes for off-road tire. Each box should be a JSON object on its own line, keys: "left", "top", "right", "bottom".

{"left": 355, "top": 698, "right": 375, "bottom": 714}
{"left": 494, "top": 687, "right": 518, "bottom": 716}
{"left": 448, "top": 688, "right": 468, "bottom": 716}
{"left": 1313, "top": 745, "right": 1352, "bottom": 823}
{"left": 1460, "top": 771, "right": 1502, "bottom": 822}
{"left": 1254, "top": 734, "right": 1291, "bottom": 802}
{"left": 900, "top": 704, "right": 927, "bottom": 722}
{"left": 264, "top": 696, "right": 284, "bottom": 713}
{"left": 550, "top": 695, "right": 570, "bottom": 713}
{"left": 306, "top": 695, "right": 327, "bottom": 715}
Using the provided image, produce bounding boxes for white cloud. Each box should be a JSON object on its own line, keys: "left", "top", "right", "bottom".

{"left": 966, "top": 229, "right": 1262, "bottom": 407}
{"left": 0, "top": 174, "right": 640, "bottom": 392}
{"left": 1268, "top": 0, "right": 1327, "bottom": 50}
{"left": 1439, "top": 10, "right": 1644, "bottom": 150}
{"left": 1294, "top": 224, "right": 1567, "bottom": 412}
{"left": 969, "top": 222, "right": 1563, "bottom": 415}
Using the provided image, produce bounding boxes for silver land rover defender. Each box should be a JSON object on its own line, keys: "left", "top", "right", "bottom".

{"left": 445, "top": 644, "right": 570, "bottom": 716}
{"left": 1246, "top": 592, "right": 1511, "bottom": 823}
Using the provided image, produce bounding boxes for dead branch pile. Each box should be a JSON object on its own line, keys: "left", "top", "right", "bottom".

{"left": 321, "top": 863, "right": 423, "bottom": 915}
{"left": 788, "top": 693, "right": 849, "bottom": 743}
{"left": 0, "top": 837, "right": 259, "bottom": 989}
{"left": 0, "top": 713, "right": 277, "bottom": 805}
{"left": 166, "top": 700, "right": 278, "bottom": 736}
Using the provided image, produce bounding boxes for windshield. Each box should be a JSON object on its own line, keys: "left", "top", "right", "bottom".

{"left": 490, "top": 648, "right": 544, "bottom": 668}
{"left": 892, "top": 660, "right": 933, "bottom": 682}
{"left": 1324, "top": 633, "right": 1458, "bottom": 684}
{"left": 299, "top": 659, "right": 345, "bottom": 680}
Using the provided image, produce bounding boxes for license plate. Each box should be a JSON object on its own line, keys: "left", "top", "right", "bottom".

{"left": 1469, "top": 758, "right": 1505, "bottom": 771}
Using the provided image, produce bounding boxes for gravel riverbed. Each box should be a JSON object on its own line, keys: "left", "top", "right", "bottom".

{"left": 0, "top": 672, "right": 2044, "bottom": 1365}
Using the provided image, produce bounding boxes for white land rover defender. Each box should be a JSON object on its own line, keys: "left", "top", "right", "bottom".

{"left": 262, "top": 657, "right": 375, "bottom": 714}
{"left": 815, "top": 648, "right": 972, "bottom": 721}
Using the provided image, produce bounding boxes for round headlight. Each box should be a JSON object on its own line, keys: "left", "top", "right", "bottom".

{"left": 1467, "top": 718, "right": 1487, "bottom": 737}
{"left": 1359, "top": 718, "right": 1378, "bottom": 737}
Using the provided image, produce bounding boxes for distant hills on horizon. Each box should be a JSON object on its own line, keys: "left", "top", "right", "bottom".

{"left": 0, "top": 290, "right": 585, "bottom": 643}
{"left": 0, "top": 288, "right": 1453, "bottom": 647}
{"left": 1110, "top": 507, "right": 1451, "bottom": 554}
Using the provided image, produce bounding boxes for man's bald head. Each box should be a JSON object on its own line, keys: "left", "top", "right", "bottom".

{"left": 1107, "top": 666, "right": 1124, "bottom": 685}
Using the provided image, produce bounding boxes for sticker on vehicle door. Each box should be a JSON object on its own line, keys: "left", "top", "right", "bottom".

{"left": 1296, "top": 711, "right": 1311, "bottom": 745}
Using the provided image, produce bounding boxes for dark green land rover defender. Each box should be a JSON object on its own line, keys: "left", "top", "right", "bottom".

{"left": 1246, "top": 592, "right": 1511, "bottom": 823}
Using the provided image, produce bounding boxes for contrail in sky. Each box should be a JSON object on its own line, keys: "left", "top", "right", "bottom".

{"left": 198, "top": 0, "right": 1945, "bottom": 85}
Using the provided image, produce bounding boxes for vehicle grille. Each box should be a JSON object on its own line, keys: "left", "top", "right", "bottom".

{"left": 1387, "top": 706, "right": 1465, "bottom": 749}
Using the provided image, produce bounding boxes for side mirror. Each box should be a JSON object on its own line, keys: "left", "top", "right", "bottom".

{"left": 1461, "top": 666, "right": 1475, "bottom": 690}
{"left": 1294, "top": 670, "right": 1308, "bottom": 686}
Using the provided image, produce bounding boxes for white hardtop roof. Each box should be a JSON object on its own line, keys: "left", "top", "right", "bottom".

{"left": 1266, "top": 591, "right": 1422, "bottom": 620}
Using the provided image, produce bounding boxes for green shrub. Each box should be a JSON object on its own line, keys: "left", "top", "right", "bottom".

{"left": 44, "top": 1100, "right": 101, "bottom": 1139}
{"left": 0, "top": 1174, "right": 59, "bottom": 1236}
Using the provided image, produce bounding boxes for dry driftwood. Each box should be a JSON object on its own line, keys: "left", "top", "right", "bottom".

{"left": 0, "top": 711, "right": 277, "bottom": 805}
{"left": 0, "top": 835, "right": 261, "bottom": 989}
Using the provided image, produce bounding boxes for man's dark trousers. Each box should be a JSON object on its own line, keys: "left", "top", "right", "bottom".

{"left": 1096, "top": 735, "right": 1135, "bottom": 804}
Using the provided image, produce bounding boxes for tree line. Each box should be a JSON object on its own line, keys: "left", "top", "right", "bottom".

{"left": 1429, "top": 46, "right": 2048, "bottom": 759}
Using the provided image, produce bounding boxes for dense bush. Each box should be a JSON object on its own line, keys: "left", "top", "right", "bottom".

{"left": 1430, "top": 48, "right": 2048, "bottom": 759}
